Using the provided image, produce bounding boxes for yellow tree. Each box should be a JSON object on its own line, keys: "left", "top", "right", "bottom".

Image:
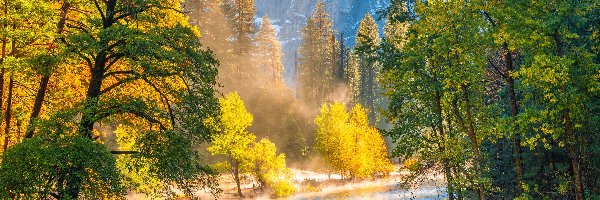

{"left": 315, "top": 102, "right": 393, "bottom": 179}
{"left": 250, "top": 138, "right": 295, "bottom": 197}
{"left": 315, "top": 102, "right": 354, "bottom": 177}
{"left": 349, "top": 104, "right": 393, "bottom": 177}
{"left": 208, "top": 92, "right": 255, "bottom": 197}
{"left": 250, "top": 138, "right": 285, "bottom": 188}
{"left": 0, "top": 0, "right": 57, "bottom": 151}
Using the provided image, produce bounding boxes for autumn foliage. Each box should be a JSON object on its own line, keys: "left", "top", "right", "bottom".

{"left": 315, "top": 102, "right": 393, "bottom": 179}
{"left": 208, "top": 92, "right": 295, "bottom": 197}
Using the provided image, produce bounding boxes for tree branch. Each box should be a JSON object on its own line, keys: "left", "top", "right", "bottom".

{"left": 128, "top": 109, "right": 168, "bottom": 131}
{"left": 106, "top": 53, "right": 126, "bottom": 70}
{"left": 140, "top": 77, "right": 176, "bottom": 128}
{"left": 114, "top": 5, "right": 184, "bottom": 22}
{"left": 95, "top": 103, "right": 168, "bottom": 131}
{"left": 100, "top": 76, "right": 140, "bottom": 94}
{"left": 93, "top": 0, "right": 106, "bottom": 23}
{"left": 105, "top": 70, "right": 135, "bottom": 78}
{"left": 59, "top": 38, "right": 94, "bottom": 69}
{"left": 110, "top": 150, "right": 139, "bottom": 155}
{"left": 488, "top": 57, "right": 507, "bottom": 79}
{"left": 50, "top": 192, "right": 60, "bottom": 199}
{"left": 107, "top": 39, "right": 126, "bottom": 52}
{"left": 480, "top": 10, "right": 497, "bottom": 28}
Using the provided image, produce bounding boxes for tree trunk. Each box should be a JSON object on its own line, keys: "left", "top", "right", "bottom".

{"left": 564, "top": 95, "right": 584, "bottom": 200}
{"left": 451, "top": 94, "right": 469, "bottom": 200}
{"left": 78, "top": 55, "right": 106, "bottom": 138}
{"left": 26, "top": 2, "right": 70, "bottom": 138}
{"left": 233, "top": 162, "right": 244, "bottom": 197}
{"left": 435, "top": 90, "right": 454, "bottom": 200}
{"left": 0, "top": 23, "right": 5, "bottom": 149}
{"left": 501, "top": 42, "right": 524, "bottom": 195}
{"left": 26, "top": 75, "right": 50, "bottom": 138}
{"left": 554, "top": 33, "right": 584, "bottom": 200}
{"left": 462, "top": 85, "right": 485, "bottom": 200}
{"left": 367, "top": 58, "right": 376, "bottom": 123}
{"left": 2, "top": 76, "right": 13, "bottom": 151}
{"left": 453, "top": 166, "right": 464, "bottom": 200}
{"left": 67, "top": 2, "right": 116, "bottom": 199}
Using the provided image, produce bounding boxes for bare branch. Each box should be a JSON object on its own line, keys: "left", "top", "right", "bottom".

{"left": 107, "top": 39, "right": 126, "bottom": 52}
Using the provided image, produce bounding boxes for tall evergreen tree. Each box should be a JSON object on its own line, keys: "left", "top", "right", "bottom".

{"left": 352, "top": 13, "right": 382, "bottom": 124}
{"left": 222, "top": 0, "right": 257, "bottom": 85}
{"left": 298, "top": 1, "right": 338, "bottom": 106}
{"left": 185, "top": 0, "right": 233, "bottom": 59}
{"left": 256, "top": 16, "right": 284, "bottom": 86}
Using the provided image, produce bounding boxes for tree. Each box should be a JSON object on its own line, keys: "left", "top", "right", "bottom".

{"left": 250, "top": 138, "right": 285, "bottom": 188}
{"left": 298, "top": 1, "right": 338, "bottom": 106}
{"left": 315, "top": 102, "right": 393, "bottom": 179}
{"left": 186, "top": 0, "right": 258, "bottom": 91}
{"left": 185, "top": 0, "right": 315, "bottom": 167}
{"left": 1, "top": 0, "right": 222, "bottom": 198}
{"left": 208, "top": 92, "right": 255, "bottom": 197}
{"left": 184, "top": 0, "right": 234, "bottom": 74}
{"left": 348, "top": 104, "right": 394, "bottom": 178}
{"left": 256, "top": 16, "right": 285, "bottom": 86}
{"left": 26, "top": 1, "right": 70, "bottom": 139}
{"left": 222, "top": 0, "right": 257, "bottom": 85}
{"left": 250, "top": 138, "right": 295, "bottom": 197}
{"left": 208, "top": 92, "right": 296, "bottom": 197}
{"left": 0, "top": 136, "right": 124, "bottom": 199}
{"left": 346, "top": 53, "right": 360, "bottom": 103}
{"left": 381, "top": 0, "right": 600, "bottom": 199}
{"left": 0, "top": 0, "right": 57, "bottom": 150}
{"left": 379, "top": 3, "right": 458, "bottom": 196}
{"left": 503, "top": 1, "right": 599, "bottom": 199}
{"left": 381, "top": 1, "right": 491, "bottom": 199}
{"left": 315, "top": 102, "right": 354, "bottom": 176}
{"left": 352, "top": 13, "right": 382, "bottom": 124}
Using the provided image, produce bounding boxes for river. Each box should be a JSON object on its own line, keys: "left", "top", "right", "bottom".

{"left": 287, "top": 182, "right": 447, "bottom": 200}
{"left": 128, "top": 168, "right": 447, "bottom": 199}
{"left": 286, "top": 169, "right": 447, "bottom": 200}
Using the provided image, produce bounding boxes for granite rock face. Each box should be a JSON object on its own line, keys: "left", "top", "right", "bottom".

{"left": 255, "top": 0, "right": 390, "bottom": 85}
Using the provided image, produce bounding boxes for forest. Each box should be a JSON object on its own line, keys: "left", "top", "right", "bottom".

{"left": 0, "top": 0, "right": 598, "bottom": 199}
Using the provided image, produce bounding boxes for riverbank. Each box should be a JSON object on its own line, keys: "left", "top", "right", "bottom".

{"left": 126, "top": 166, "right": 446, "bottom": 199}
{"left": 187, "top": 167, "right": 445, "bottom": 200}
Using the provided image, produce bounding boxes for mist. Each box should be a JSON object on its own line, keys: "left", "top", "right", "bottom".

{"left": 184, "top": 0, "right": 321, "bottom": 166}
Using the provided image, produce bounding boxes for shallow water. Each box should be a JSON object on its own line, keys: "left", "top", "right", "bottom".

{"left": 289, "top": 183, "right": 447, "bottom": 200}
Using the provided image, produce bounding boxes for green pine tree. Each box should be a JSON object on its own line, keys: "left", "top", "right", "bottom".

{"left": 298, "top": 0, "right": 338, "bottom": 106}
{"left": 353, "top": 13, "right": 382, "bottom": 124}
{"left": 222, "top": 0, "right": 258, "bottom": 85}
